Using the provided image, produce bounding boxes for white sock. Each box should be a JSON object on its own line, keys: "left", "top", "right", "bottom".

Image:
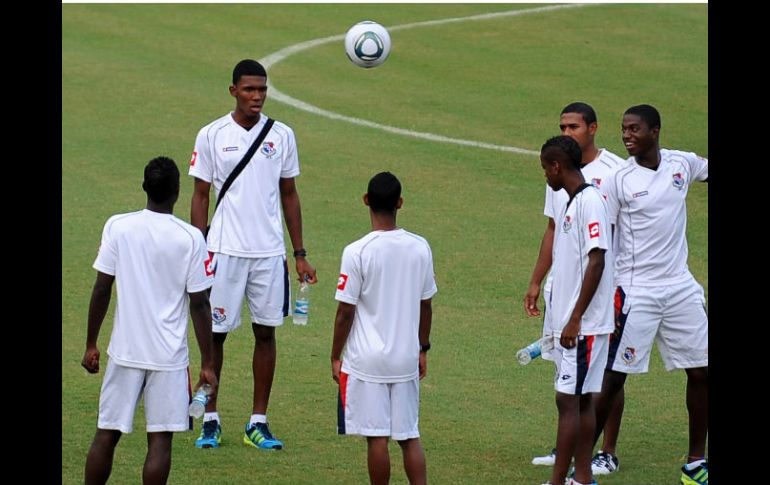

{"left": 250, "top": 414, "right": 267, "bottom": 425}
{"left": 685, "top": 459, "right": 705, "bottom": 470}
{"left": 203, "top": 412, "right": 219, "bottom": 423}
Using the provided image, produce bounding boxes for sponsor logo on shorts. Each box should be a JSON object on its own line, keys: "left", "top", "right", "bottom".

{"left": 588, "top": 222, "right": 600, "bottom": 238}
{"left": 560, "top": 374, "right": 571, "bottom": 381}
{"left": 621, "top": 347, "right": 636, "bottom": 364}
{"left": 562, "top": 215, "right": 572, "bottom": 232}
{"left": 212, "top": 307, "right": 227, "bottom": 325}
{"left": 672, "top": 172, "right": 684, "bottom": 189}
{"left": 337, "top": 273, "right": 348, "bottom": 290}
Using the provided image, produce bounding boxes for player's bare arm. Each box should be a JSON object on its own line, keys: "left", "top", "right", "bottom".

{"left": 525, "top": 218, "right": 555, "bottom": 317}
{"left": 81, "top": 271, "right": 115, "bottom": 374}
{"left": 190, "top": 178, "right": 211, "bottom": 235}
{"left": 280, "top": 176, "right": 317, "bottom": 283}
{"left": 330, "top": 302, "right": 356, "bottom": 383}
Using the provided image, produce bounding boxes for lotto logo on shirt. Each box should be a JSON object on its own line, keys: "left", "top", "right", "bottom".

{"left": 337, "top": 273, "right": 348, "bottom": 290}
{"left": 588, "top": 222, "right": 600, "bottom": 238}
{"left": 189, "top": 151, "right": 197, "bottom": 166}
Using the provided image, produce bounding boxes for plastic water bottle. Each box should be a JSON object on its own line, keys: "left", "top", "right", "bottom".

{"left": 516, "top": 337, "right": 554, "bottom": 365}
{"left": 293, "top": 280, "right": 310, "bottom": 325}
{"left": 188, "top": 383, "right": 212, "bottom": 418}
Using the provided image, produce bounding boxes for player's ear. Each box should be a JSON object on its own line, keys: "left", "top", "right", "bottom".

{"left": 396, "top": 197, "right": 403, "bottom": 209}
{"left": 229, "top": 84, "right": 237, "bottom": 97}
{"left": 363, "top": 194, "right": 370, "bottom": 207}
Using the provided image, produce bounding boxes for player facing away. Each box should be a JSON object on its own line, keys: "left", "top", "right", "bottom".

{"left": 82, "top": 157, "right": 217, "bottom": 485}
{"left": 538, "top": 136, "right": 614, "bottom": 485}
{"left": 331, "top": 172, "right": 437, "bottom": 485}
{"left": 597, "top": 105, "right": 708, "bottom": 485}
{"left": 525, "top": 102, "right": 626, "bottom": 475}
{"left": 189, "top": 59, "right": 317, "bottom": 450}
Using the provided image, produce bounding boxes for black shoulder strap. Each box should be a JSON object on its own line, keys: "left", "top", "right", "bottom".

{"left": 214, "top": 118, "right": 275, "bottom": 210}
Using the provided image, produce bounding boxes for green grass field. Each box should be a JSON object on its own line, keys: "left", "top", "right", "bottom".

{"left": 62, "top": 4, "right": 707, "bottom": 484}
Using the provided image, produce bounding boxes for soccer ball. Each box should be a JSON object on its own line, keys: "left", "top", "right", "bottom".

{"left": 344, "top": 21, "right": 391, "bottom": 68}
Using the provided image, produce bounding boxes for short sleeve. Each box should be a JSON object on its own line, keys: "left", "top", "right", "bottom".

{"left": 544, "top": 185, "right": 555, "bottom": 218}
{"left": 422, "top": 244, "right": 438, "bottom": 300}
{"left": 93, "top": 218, "right": 117, "bottom": 276}
{"left": 580, "top": 190, "right": 610, "bottom": 255}
{"left": 603, "top": 171, "right": 620, "bottom": 225}
{"left": 188, "top": 127, "right": 213, "bottom": 182}
{"left": 335, "top": 245, "right": 361, "bottom": 305}
{"left": 686, "top": 152, "right": 708, "bottom": 183}
{"left": 187, "top": 230, "right": 214, "bottom": 293}
{"left": 280, "top": 126, "right": 300, "bottom": 179}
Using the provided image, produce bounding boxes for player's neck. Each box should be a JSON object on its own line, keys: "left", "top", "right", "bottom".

{"left": 146, "top": 201, "right": 174, "bottom": 214}
{"left": 232, "top": 110, "right": 260, "bottom": 130}
{"left": 563, "top": 171, "right": 587, "bottom": 198}
{"left": 581, "top": 145, "right": 599, "bottom": 166}
{"left": 635, "top": 147, "right": 661, "bottom": 170}
{"left": 370, "top": 212, "right": 398, "bottom": 231}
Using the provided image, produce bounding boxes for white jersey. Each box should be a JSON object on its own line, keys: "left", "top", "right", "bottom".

{"left": 550, "top": 185, "right": 614, "bottom": 336}
{"left": 93, "top": 209, "right": 213, "bottom": 371}
{"left": 543, "top": 148, "right": 626, "bottom": 291}
{"left": 335, "top": 229, "right": 438, "bottom": 383}
{"left": 188, "top": 113, "right": 300, "bottom": 258}
{"left": 605, "top": 149, "right": 708, "bottom": 287}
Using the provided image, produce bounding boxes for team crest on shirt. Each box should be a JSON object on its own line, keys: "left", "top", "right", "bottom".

{"left": 337, "top": 273, "right": 348, "bottom": 291}
{"left": 672, "top": 172, "right": 685, "bottom": 189}
{"left": 212, "top": 307, "right": 227, "bottom": 325}
{"left": 621, "top": 347, "right": 636, "bottom": 364}
{"left": 562, "top": 215, "right": 572, "bottom": 232}
{"left": 261, "top": 141, "right": 277, "bottom": 158}
{"left": 591, "top": 178, "right": 602, "bottom": 187}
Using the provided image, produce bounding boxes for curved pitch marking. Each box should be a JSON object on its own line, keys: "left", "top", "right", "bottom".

{"left": 261, "top": 4, "right": 590, "bottom": 155}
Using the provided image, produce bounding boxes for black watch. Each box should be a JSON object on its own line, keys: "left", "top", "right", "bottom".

{"left": 293, "top": 248, "right": 307, "bottom": 258}
{"left": 420, "top": 343, "right": 431, "bottom": 353}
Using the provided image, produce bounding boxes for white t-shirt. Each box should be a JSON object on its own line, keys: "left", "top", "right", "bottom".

{"left": 550, "top": 185, "right": 614, "bottom": 336}
{"left": 605, "top": 149, "right": 708, "bottom": 287}
{"left": 93, "top": 209, "right": 213, "bottom": 371}
{"left": 335, "top": 229, "right": 438, "bottom": 383}
{"left": 188, "top": 113, "right": 300, "bottom": 258}
{"left": 543, "top": 149, "right": 626, "bottom": 291}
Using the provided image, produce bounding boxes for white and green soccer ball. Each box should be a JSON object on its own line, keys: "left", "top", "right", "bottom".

{"left": 344, "top": 21, "right": 391, "bottom": 68}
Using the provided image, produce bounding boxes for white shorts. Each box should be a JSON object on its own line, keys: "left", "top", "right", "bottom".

{"left": 607, "top": 278, "right": 708, "bottom": 373}
{"left": 97, "top": 359, "right": 192, "bottom": 433}
{"left": 337, "top": 372, "right": 420, "bottom": 441}
{"left": 541, "top": 287, "right": 554, "bottom": 361}
{"left": 553, "top": 334, "right": 609, "bottom": 395}
{"left": 209, "top": 253, "right": 290, "bottom": 332}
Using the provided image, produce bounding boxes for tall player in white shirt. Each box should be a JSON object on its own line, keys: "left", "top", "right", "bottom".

{"left": 188, "top": 60, "right": 317, "bottom": 450}
{"left": 331, "top": 172, "right": 437, "bottom": 485}
{"left": 524, "top": 102, "right": 625, "bottom": 475}
{"left": 598, "top": 105, "right": 708, "bottom": 485}
{"left": 82, "top": 157, "right": 217, "bottom": 485}
{"left": 539, "top": 136, "right": 614, "bottom": 485}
